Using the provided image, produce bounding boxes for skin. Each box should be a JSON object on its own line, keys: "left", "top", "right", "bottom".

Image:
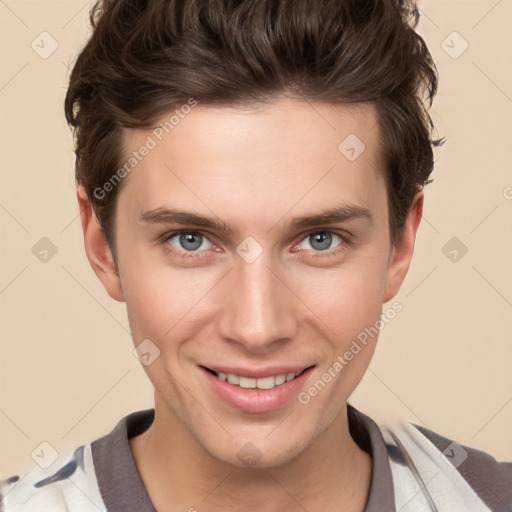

{"left": 78, "top": 96, "right": 423, "bottom": 511}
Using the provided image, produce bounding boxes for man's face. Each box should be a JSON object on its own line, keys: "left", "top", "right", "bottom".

{"left": 91, "top": 97, "right": 416, "bottom": 468}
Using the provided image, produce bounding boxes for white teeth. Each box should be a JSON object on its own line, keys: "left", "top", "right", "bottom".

{"left": 256, "top": 376, "right": 276, "bottom": 389}
{"left": 227, "top": 373, "right": 240, "bottom": 385}
{"left": 275, "top": 374, "right": 286, "bottom": 385}
{"left": 213, "top": 370, "right": 301, "bottom": 389}
{"left": 239, "top": 376, "right": 257, "bottom": 388}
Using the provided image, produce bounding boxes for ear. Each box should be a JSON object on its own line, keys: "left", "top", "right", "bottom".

{"left": 383, "top": 190, "right": 423, "bottom": 303}
{"left": 77, "top": 186, "right": 125, "bottom": 302}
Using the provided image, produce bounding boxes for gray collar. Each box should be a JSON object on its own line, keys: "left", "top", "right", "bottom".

{"left": 91, "top": 405, "right": 395, "bottom": 511}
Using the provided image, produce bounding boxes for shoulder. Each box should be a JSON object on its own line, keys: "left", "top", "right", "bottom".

{"left": 380, "top": 417, "right": 512, "bottom": 512}
{"left": 0, "top": 444, "right": 106, "bottom": 512}
{"left": 414, "top": 424, "right": 512, "bottom": 509}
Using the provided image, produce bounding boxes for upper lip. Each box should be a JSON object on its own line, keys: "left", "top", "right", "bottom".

{"left": 201, "top": 364, "right": 314, "bottom": 379}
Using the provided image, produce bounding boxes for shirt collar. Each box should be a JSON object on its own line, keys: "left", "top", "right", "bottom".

{"left": 91, "top": 405, "right": 395, "bottom": 511}
{"left": 347, "top": 404, "right": 396, "bottom": 511}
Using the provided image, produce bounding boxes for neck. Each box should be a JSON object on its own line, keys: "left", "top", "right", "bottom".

{"left": 129, "top": 398, "right": 372, "bottom": 512}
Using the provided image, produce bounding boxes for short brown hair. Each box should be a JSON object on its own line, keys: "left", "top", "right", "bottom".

{"left": 65, "top": 0, "right": 444, "bottom": 262}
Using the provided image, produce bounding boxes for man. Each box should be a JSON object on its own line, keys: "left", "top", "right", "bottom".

{"left": 1, "top": 0, "right": 510, "bottom": 511}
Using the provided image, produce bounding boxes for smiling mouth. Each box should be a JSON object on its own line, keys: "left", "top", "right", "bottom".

{"left": 202, "top": 366, "right": 313, "bottom": 390}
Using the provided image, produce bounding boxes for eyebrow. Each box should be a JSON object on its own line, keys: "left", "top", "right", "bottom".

{"left": 138, "top": 204, "right": 372, "bottom": 233}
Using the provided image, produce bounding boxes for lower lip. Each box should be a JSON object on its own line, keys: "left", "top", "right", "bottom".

{"left": 200, "top": 366, "right": 315, "bottom": 413}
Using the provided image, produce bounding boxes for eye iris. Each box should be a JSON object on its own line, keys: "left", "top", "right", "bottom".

{"left": 180, "top": 232, "right": 202, "bottom": 251}
{"left": 310, "top": 232, "right": 332, "bottom": 251}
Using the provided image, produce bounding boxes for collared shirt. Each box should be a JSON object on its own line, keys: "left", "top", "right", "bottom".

{"left": 1, "top": 405, "right": 511, "bottom": 511}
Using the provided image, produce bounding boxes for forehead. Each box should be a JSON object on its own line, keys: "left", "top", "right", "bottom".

{"left": 117, "top": 97, "right": 385, "bottom": 227}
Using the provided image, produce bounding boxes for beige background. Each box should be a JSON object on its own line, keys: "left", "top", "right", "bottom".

{"left": 1, "top": 0, "right": 511, "bottom": 477}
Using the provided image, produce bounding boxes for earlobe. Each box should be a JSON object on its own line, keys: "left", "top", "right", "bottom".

{"left": 383, "top": 191, "right": 424, "bottom": 303}
{"left": 77, "top": 186, "right": 125, "bottom": 303}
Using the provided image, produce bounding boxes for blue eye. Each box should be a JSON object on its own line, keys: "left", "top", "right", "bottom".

{"left": 299, "top": 231, "right": 343, "bottom": 252}
{"left": 160, "top": 229, "right": 347, "bottom": 264}
{"left": 167, "top": 231, "right": 213, "bottom": 252}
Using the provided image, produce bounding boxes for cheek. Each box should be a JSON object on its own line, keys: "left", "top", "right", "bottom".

{"left": 293, "top": 254, "right": 389, "bottom": 340}
{"left": 294, "top": 262, "right": 388, "bottom": 418}
{"left": 121, "top": 260, "right": 221, "bottom": 344}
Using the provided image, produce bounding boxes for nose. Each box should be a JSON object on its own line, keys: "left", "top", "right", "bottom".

{"left": 216, "top": 251, "right": 298, "bottom": 352}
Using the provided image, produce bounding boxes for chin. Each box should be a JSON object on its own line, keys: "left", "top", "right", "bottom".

{"left": 207, "top": 433, "right": 311, "bottom": 470}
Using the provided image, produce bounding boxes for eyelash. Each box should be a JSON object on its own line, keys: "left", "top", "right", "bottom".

{"left": 159, "top": 229, "right": 349, "bottom": 261}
